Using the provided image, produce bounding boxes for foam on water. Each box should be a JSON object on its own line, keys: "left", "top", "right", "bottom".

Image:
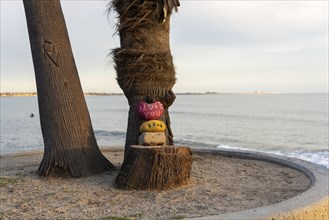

{"left": 282, "top": 150, "right": 329, "bottom": 169}
{"left": 216, "top": 144, "right": 329, "bottom": 169}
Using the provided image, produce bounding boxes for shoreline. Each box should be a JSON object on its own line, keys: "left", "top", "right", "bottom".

{"left": 0, "top": 147, "right": 314, "bottom": 219}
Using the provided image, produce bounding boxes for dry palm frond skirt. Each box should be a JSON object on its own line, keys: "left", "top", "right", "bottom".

{"left": 113, "top": 49, "right": 176, "bottom": 99}
{"left": 111, "top": 0, "right": 178, "bottom": 101}
{"left": 111, "top": 0, "right": 180, "bottom": 30}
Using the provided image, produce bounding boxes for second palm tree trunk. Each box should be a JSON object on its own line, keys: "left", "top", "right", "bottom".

{"left": 112, "top": 0, "right": 179, "bottom": 158}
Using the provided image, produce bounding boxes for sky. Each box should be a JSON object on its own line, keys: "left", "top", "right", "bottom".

{"left": 1, "top": 0, "right": 328, "bottom": 94}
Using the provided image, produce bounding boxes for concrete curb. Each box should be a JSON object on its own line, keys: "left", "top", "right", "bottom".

{"left": 190, "top": 148, "right": 329, "bottom": 220}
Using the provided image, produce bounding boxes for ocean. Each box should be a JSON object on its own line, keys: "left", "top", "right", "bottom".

{"left": 1, "top": 94, "right": 328, "bottom": 169}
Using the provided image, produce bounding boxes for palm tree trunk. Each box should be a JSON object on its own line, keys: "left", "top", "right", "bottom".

{"left": 23, "top": 0, "right": 114, "bottom": 177}
{"left": 112, "top": 0, "right": 179, "bottom": 158}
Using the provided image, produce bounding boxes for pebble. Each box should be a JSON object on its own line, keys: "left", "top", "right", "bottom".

{"left": 139, "top": 120, "right": 166, "bottom": 133}
{"left": 139, "top": 132, "right": 166, "bottom": 146}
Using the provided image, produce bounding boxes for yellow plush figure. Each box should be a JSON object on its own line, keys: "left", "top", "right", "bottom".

{"left": 139, "top": 120, "right": 166, "bottom": 133}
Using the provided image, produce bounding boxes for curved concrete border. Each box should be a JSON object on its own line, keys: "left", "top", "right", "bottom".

{"left": 190, "top": 148, "right": 329, "bottom": 220}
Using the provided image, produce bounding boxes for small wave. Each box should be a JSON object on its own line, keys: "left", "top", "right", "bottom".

{"left": 94, "top": 130, "right": 126, "bottom": 137}
{"left": 216, "top": 144, "right": 329, "bottom": 169}
{"left": 216, "top": 144, "right": 253, "bottom": 151}
{"left": 283, "top": 150, "right": 329, "bottom": 169}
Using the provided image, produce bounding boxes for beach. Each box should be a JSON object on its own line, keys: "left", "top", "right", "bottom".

{"left": 0, "top": 148, "right": 311, "bottom": 219}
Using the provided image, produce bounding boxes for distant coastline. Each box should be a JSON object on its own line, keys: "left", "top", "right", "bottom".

{"left": 0, "top": 92, "right": 38, "bottom": 97}
{"left": 1, "top": 92, "right": 221, "bottom": 97}
{"left": 0, "top": 92, "right": 123, "bottom": 97}
{"left": 2, "top": 91, "right": 311, "bottom": 97}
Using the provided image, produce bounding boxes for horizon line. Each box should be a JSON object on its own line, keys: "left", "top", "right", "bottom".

{"left": 0, "top": 91, "right": 327, "bottom": 97}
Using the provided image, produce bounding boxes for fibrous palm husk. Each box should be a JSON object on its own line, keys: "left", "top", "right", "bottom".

{"left": 111, "top": 0, "right": 178, "bottom": 97}
{"left": 113, "top": 48, "right": 176, "bottom": 95}
{"left": 111, "top": 0, "right": 180, "bottom": 31}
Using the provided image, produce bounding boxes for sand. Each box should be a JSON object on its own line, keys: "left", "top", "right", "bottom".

{"left": 0, "top": 147, "right": 311, "bottom": 220}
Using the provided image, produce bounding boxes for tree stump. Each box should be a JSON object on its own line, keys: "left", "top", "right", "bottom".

{"left": 115, "top": 145, "right": 193, "bottom": 190}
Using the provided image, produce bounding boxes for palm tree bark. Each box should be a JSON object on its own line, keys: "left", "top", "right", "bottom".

{"left": 112, "top": 0, "right": 179, "bottom": 158}
{"left": 23, "top": 0, "right": 114, "bottom": 177}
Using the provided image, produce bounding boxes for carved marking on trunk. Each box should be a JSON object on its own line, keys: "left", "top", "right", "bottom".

{"left": 43, "top": 40, "right": 60, "bottom": 67}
